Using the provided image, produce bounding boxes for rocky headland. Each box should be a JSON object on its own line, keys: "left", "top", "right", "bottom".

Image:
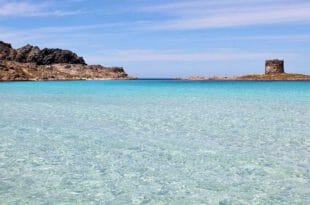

{"left": 184, "top": 60, "right": 310, "bottom": 81}
{"left": 185, "top": 73, "right": 310, "bottom": 81}
{"left": 0, "top": 41, "right": 129, "bottom": 81}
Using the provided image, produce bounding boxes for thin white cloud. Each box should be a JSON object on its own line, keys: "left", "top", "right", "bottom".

{"left": 86, "top": 49, "right": 292, "bottom": 62}
{"left": 0, "top": 1, "right": 82, "bottom": 17}
{"left": 0, "top": 21, "right": 148, "bottom": 44}
{"left": 140, "top": 1, "right": 310, "bottom": 30}
{"left": 230, "top": 34, "right": 310, "bottom": 41}
{"left": 0, "top": 2, "right": 43, "bottom": 16}
{"left": 141, "top": 0, "right": 284, "bottom": 12}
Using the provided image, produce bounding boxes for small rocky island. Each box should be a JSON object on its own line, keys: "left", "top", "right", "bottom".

{"left": 186, "top": 59, "right": 310, "bottom": 81}
{"left": 0, "top": 41, "right": 129, "bottom": 81}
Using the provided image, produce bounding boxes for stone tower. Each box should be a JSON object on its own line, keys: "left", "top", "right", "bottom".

{"left": 265, "top": 59, "right": 284, "bottom": 74}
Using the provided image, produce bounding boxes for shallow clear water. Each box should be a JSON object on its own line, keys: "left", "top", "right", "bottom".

{"left": 0, "top": 80, "right": 309, "bottom": 204}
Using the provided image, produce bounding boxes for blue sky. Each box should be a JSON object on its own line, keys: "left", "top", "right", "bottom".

{"left": 0, "top": 0, "right": 310, "bottom": 77}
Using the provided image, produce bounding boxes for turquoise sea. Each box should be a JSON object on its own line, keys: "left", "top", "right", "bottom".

{"left": 0, "top": 80, "right": 309, "bottom": 204}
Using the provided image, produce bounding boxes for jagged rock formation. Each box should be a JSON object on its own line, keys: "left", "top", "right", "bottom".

{"left": 35, "top": 48, "right": 86, "bottom": 65}
{"left": 0, "top": 41, "right": 86, "bottom": 65}
{"left": 15, "top": 44, "right": 40, "bottom": 63}
{"left": 0, "top": 41, "right": 16, "bottom": 61}
{"left": 0, "top": 41, "right": 130, "bottom": 81}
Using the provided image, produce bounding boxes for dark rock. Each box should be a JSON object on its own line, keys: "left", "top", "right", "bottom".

{"left": 36, "top": 48, "right": 86, "bottom": 65}
{"left": 110, "top": 67, "right": 125, "bottom": 73}
{"left": 15, "top": 44, "right": 40, "bottom": 63}
{"left": 0, "top": 41, "right": 16, "bottom": 61}
{"left": 0, "top": 41, "right": 86, "bottom": 65}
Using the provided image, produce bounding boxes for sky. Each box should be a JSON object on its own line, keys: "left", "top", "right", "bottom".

{"left": 0, "top": 0, "right": 310, "bottom": 78}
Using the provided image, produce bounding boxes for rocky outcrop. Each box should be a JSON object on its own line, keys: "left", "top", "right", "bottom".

{"left": 0, "top": 41, "right": 130, "bottom": 81}
{"left": 184, "top": 73, "right": 310, "bottom": 81}
{"left": 184, "top": 59, "right": 309, "bottom": 81}
{"left": 15, "top": 45, "right": 40, "bottom": 63}
{"left": 235, "top": 73, "right": 310, "bottom": 81}
{"left": 0, "top": 61, "right": 129, "bottom": 81}
{"left": 0, "top": 41, "right": 86, "bottom": 65}
{"left": 35, "top": 48, "right": 86, "bottom": 65}
{"left": 0, "top": 41, "right": 16, "bottom": 61}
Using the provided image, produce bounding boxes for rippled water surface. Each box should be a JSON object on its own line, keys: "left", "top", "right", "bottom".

{"left": 0, "top": 80, "right": 309, "bottom": 204}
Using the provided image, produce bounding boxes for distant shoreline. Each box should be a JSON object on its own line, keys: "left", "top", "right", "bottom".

{"left": 1, "top": 78, "right": 310, "bottom": 83}
{"left": 180, "top": 73, "right": 310, "bottom": 81}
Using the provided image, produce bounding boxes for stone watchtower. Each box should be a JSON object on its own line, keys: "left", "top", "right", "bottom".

{"left": 265, "top": 59, "right": 284, "bottom": 74}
